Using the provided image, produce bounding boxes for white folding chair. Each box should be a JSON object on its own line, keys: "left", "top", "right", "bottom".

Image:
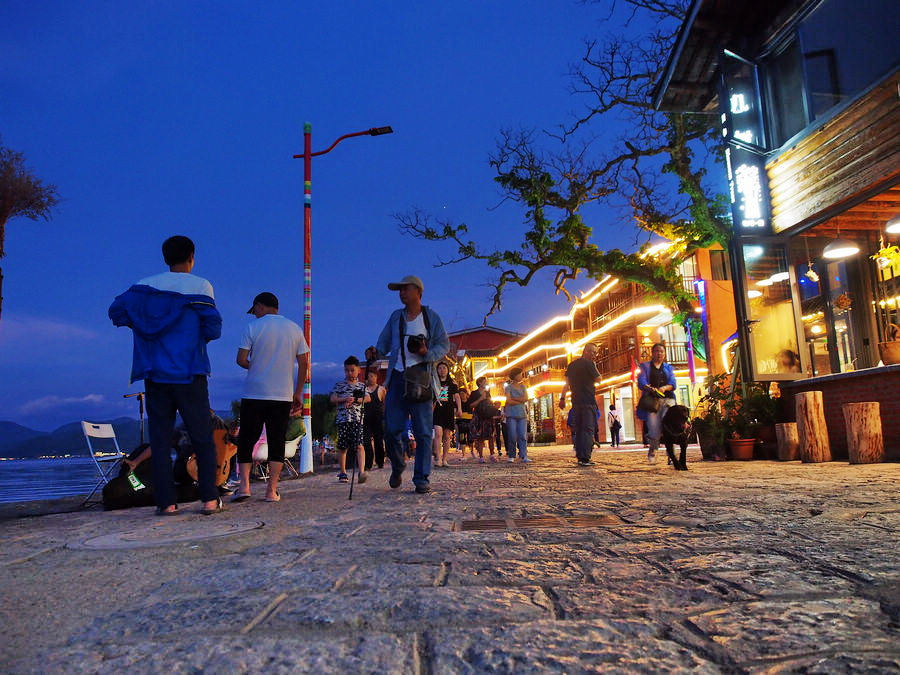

{"left": 251, "top": 434, "right": 301, "bottom": 480}
{"left": 81, "top": 421, "right": 126, "bottom": 506}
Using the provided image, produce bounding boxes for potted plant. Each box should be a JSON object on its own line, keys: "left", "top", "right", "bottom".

{"left": 692, "top": 374, "right": 730, "bottom": 460}
{"left": 723, "top": 382, "right": 777, "bottom": 460}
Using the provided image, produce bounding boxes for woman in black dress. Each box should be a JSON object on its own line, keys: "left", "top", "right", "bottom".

{"left": 363, "top": 369, "right": 386, "bottom": 469}
{"left": 432, "top": 362, "right": 461, "bottom": 467}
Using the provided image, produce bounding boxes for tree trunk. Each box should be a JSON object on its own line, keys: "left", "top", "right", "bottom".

{"left": 775, "top": 422, "right": 799, "bottom": 461}
{"left": 795, "top": 391, "right": 831, "bottom": 463}
{"left": 842, "top": 402, "right": 884, "bottom": 464}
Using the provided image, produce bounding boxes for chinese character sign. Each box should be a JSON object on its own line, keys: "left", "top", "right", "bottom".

{"left": 725, "top": 147, "right": 770, "bottom": 231}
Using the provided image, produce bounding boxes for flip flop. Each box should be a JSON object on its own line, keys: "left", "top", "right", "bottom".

{"left": 263, "top": 492, "right": 281, "bottom": 502}
{"left": 155, "top": 505, "right": 178, "bottom": 516}
{"left": 231, "top": 492, "right": 251, "bottom": 503}
{"left": 200, "top": 497, "right": 224, "bottom": 515}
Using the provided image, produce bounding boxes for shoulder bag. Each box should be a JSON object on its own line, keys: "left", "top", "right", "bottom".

{"left": 400, "top": 307, "right": 433, "bottom": 403}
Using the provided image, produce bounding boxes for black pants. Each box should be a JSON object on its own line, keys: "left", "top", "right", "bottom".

{"left": 610, "top": 426, "right": 620, "bottom": 447}
{"left": 572, "top": 403, "right": 597, "bottom": 462}
{"left": 363, "top": 418, "right": 385, "bottom": 469}
{"left": 237, "top": 399, "right": 291, "bottom": 463}
{"left": 146, "top": 376, "right": 217, "bottom": 508}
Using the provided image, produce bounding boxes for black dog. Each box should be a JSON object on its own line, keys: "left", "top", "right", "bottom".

{"left": 661, "top": 404, "right": 691, "bottom": 471}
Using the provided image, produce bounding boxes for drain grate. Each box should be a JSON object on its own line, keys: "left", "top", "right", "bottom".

{"left": 456, "top": 514, "right": 620, "bottom": 532}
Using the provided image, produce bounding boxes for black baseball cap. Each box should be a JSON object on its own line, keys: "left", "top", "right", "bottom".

{"left": 247, "top": 292, "right": 278, "bottom": 313}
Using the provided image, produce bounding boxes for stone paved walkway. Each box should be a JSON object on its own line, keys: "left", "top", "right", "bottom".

{"left": 2, "top": 446, "right": 898, "bottom": 673}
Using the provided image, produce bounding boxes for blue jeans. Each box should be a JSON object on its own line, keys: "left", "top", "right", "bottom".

{"left": 572, "top": 403, "right": 597, "bottom": 462}
{"left": 146, "top": 376, "right": 218, "bottom": 509}
{"left": 505, "top": 417, "right": 527, "bottom": 459}
{"left": 384, "top": 373, "right": 433, "bottom": 487}
{"left": 644, "top": 399, "right": 672, "bottom": 451}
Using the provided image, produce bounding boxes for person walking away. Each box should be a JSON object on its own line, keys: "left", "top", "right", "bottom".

{"left": 607, "top": 404, "right": 622, "bottom": 448}
{"left": 432, "top": 362, "right": 462, "bottom": 467}
{"left": 468, "top": 377, "right": 500, "bottom": 462}
{"left": 367, "top": 275, "right": 449, "bottom": 494}
{"left": 503, "top": 368, "right": 530, "bottom": 462}
{"left": 456, "top": 389, "right": 473, "bottom": 458}
{"left": 363, "top": 369, "right": 386, "bottom": 470}
{"left": 558, "top": 343, "right": 601, "bottom": 467}
{"left": 233, "top": 292, "right": 308, "bottom": 502}
{"left": 330, "top": 356, "right": 370, "bottom": 483}
{"left": 108, "top": 235, "right": 223, "bottom": 515}
{"left": 637, "top": 343, "right": 676, "bottom": 464}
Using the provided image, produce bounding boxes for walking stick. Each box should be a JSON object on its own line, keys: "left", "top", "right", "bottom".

{"left": 348, "top": 454, "right": 357, "bottom": 500}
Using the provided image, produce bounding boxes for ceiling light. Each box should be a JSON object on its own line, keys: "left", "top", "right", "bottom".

{"left": 811, "top": 324, "right": 823, "bottom": 334}
{"left": 769, "top": 271, "right": 790, "bottom": 282}
{"left": 747, "top": 290, "right": 762, "bottom": 298}
{"left": 756, "top": 279, "right": 773, "bottom": 287}
{"left": 744, "top": 245, "right": 764, "bottom": 260}
{"left": 886, "top": 216, "right": 900, "bottom": 234}
{"left": 822, "top": 239, "right": 860, "bottom": 259}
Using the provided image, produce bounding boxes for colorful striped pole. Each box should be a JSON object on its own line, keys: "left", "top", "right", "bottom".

{"left": 293, "top": 124, "right": 393, "bottom": 474}
{"left": 299, "top": 122, "right": 314, "bottom": 474}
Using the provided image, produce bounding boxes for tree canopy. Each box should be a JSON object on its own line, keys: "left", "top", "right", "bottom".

{"left": 396, "top": 0, "right": 731, "bottom": 324}
{"left": 0, "top": 139, "right": 60, "bottom": 318}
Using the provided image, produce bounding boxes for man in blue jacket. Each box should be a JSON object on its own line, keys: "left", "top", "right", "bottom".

{"left": 109, "top": 236, "right": 223, "bottom": 515}
{"left": 366, "top": 275, "right": 449, "bottom": 494}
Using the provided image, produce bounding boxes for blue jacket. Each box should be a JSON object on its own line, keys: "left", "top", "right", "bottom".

{"left": 375, "top": 306, "right": 449, "bottom": 396}
{"left": 109, "top": 284, "right": 222, "bottom": 384}
{"left": 636, "top": 360, "right": 676, "bottom": 421}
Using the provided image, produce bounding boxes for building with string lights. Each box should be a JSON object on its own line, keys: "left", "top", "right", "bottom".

{"left": 451, "top": 242, "right": 737, "bottom": 445}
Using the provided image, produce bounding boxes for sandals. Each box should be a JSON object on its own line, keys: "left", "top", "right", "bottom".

{"left": 263, "top": 492, "right": 281, "bottom": 502}
{"left": 231, "top": 492, "right": 251, "bottom": 503}
{"left": 200, "top": 497, "right": 224, "bottom": 515}
{"left": 155, "top": 505, "right": 178, "bottom": 516}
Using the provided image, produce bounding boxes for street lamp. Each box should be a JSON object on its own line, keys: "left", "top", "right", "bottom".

{"left": 292, "top": 123, "right": 393, "bottom": 473}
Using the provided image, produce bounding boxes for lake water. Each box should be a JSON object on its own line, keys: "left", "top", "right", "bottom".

{"left": 0, "top": 457, "right": 100, "bottom": 504}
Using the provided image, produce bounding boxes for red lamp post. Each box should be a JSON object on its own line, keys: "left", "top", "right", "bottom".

{"left": 292, "top": 123, "right": 393, "bottom": 472}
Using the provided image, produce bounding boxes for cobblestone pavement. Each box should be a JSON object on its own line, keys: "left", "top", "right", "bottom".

{"left": 2, "top": 445, "right": 898, "bottom": 673}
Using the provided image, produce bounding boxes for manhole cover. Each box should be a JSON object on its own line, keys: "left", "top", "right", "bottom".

{"left": 456, "top": 514, "right": 621, "bottom": 532}
{"left": 69, "top": 520, "right": 265, "bottom": 550}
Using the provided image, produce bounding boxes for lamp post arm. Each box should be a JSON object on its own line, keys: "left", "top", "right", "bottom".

{"left": 293, "top": 128, "right": 381, "bottom": 159}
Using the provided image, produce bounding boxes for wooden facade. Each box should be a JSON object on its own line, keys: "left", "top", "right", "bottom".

{"left": 767, "top": 73, "right": 900, "bottom": 234}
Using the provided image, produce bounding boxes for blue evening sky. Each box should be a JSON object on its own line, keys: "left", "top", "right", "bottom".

{"left": 1, "top": 1, "right": 663, "bottom": 431}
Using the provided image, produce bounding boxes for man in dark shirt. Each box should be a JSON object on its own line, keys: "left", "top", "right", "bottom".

{"left": 559, "top": 343, "right": 601, "bottom": 466}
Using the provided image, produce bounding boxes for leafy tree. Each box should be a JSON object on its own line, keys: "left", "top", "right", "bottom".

{"left": 311, "top": 393, "right": 336, "bottom": 441}
{"left": 0, "top": 139, "right": 60, "bottom": 319}
{"left": 396, "top": 0, "right": 730, "bottom": 324}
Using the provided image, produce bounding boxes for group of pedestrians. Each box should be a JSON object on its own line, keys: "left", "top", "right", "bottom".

{"left": 111, "top": 236, "right": 679, "bottom": 514}
{"left": 559, "top": 341, "right": 677, "bottom": 466}
{"left": 110, "top": 236, "right": 308, "bottom": 515}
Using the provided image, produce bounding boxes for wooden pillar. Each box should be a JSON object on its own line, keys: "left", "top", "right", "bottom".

{"left": 795, "top": 391, "right": 832, "bottom": 463}
{"left": 842, "top": 402, "right": 884, "bottom": 464}
{"left": 775, "top": 422, "right": 799, "bottom": 461}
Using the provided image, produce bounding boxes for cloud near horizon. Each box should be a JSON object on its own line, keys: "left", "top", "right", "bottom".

{"left": 0, "top": 315, "right": 100, "bottom": 344}
{"left": 20, "top": 393, "right": 106, "bottom": 415}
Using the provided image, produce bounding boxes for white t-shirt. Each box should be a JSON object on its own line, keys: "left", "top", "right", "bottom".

{"left": 240, "top": 314, "right": 309, "bottom": 401}
{"left": 395, "top": 310, "right": 428, "bottom": 371}
{"left": 138, "top": 271, "right": 214, "bottom": 298}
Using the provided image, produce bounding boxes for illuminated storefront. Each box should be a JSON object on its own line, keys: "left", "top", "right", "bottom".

{"left": 655, "top": 0, "right": 900, "bottom": 457}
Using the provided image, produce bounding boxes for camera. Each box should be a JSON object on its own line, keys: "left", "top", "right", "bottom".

{"left": 353, "top": 389, "right": 364, "bottom": 400}
{"left": 407, "top": 334, "right": 426, "bottom": 353}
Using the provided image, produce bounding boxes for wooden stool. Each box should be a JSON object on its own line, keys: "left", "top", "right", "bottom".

{"left": 842, "top": 402, "right": 884, "bottom": 464}
{"left": 795, "top": 391, "right": 831, "bottom": 463}
{"left": 775, "top": 422, "right": 799, "bottom": 461}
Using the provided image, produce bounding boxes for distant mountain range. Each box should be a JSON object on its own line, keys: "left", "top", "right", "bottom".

{"left": 0, "top": 410, "right": 233, "bottom": 459}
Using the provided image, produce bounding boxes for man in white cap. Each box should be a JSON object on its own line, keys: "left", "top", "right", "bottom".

{"left": 366, "top": 275, "right": 449, "bottom": 493}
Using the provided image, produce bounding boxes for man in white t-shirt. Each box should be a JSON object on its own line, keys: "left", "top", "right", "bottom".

{"left": 234, "top": 292, "right": 308, "bottom": 503}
